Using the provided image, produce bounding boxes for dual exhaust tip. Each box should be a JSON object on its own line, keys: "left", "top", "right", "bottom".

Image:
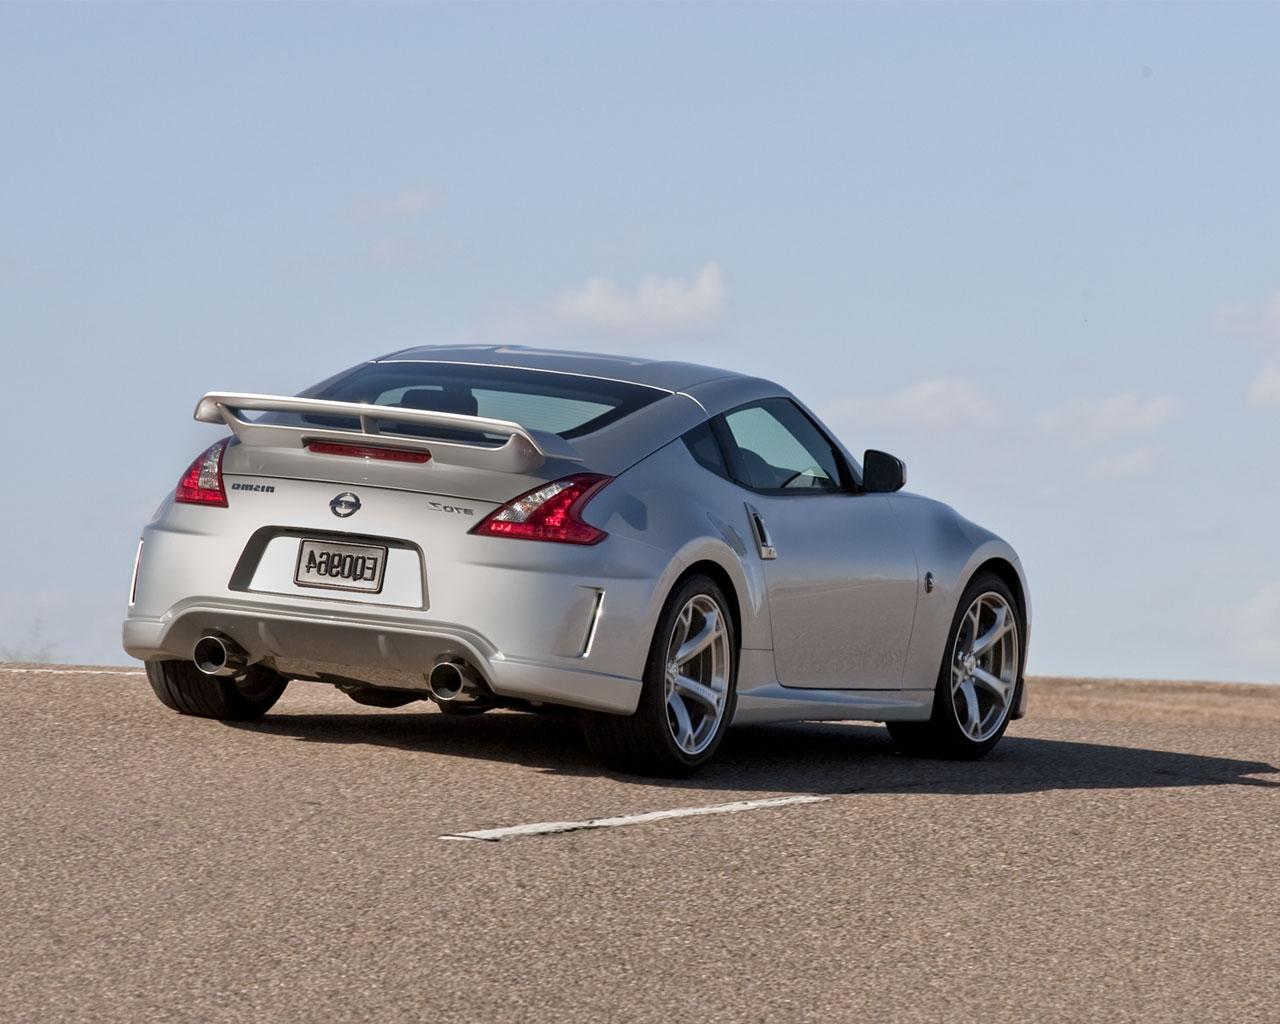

{"left": 190, "top": 627, "right": 483, "bottom": 706}
{"left": 193, "top": 632, "right": 485, "bottom": 706}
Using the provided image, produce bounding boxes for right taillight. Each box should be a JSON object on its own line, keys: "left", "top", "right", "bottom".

{"left": 174, "top": 439, "right": 230, "bottom": 507}
{"left": 470, "top": 473, "right": 612, "bottom": 544}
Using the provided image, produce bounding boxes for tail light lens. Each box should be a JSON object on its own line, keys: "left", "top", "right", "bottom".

{"left": 470, "top": 473, "right": 612, "bottom": 544}
{"left": 175, "top": 439, "right": 230, "bottom": 507}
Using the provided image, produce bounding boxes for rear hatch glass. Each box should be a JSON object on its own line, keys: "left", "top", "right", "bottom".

{"left": 260, "top": 362, "right": 665, "bottom": 446}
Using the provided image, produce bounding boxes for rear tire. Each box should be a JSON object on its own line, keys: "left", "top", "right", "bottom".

{"left": 887, "top": 571, "right": 1023, "bottom": 760}
{"left": 145, "top": 659, "right": 288, "bottom": 721}
{"left": 582, "top": 574, "right": 737, "bottom": 777}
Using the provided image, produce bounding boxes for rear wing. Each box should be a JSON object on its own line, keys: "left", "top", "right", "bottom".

{"left": 194, "top": 392, "right": 582, "bottom": 474}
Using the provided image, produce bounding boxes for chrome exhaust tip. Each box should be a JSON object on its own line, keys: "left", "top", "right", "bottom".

{"left": 192, "top": 633, "right": 248, "bottom": 677}
{"left": 427, "top": 658, "right": 482, "bottom": 703}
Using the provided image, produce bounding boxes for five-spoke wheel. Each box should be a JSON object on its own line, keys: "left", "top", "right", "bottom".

{"left": 949, "top": 590, "right": 1019, "bottom": 743}
{"left": 663, "top": 593, "right": 732, "bottom": 756}
{"left": 887, "top": 571, "right": 1023, "bottom": 759}
{"left": 582, "top": 574, "right": 738, "bottom": 776}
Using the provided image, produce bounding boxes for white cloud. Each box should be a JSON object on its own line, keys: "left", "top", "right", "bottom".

{"left": 369, "top": 237, "right": 413, "bottom": 263}
{"left": 824, "top": 378, "right": 1003, "bottom": 434}
{"left": 1214, "top": 289, "right": 1280, "bottom": 407}
{"left": 1214, "top": 289, "right": 1280, "bottom": 345}
{"left": 824, "top": 385, "right": 1180, "bottom": 487}
{"left": 549, "top": 263, "right": 726, "bottom": 337}
{"left": 1038, "top": 392, "right": 1181, "bottom": 442}
{"left": 473, "top": 263, "right": 728, "bottom": 344}
{"left": 1090, "top": 444, "right": 1166, "bottom": 479}
{"left": 358, "top": 186, "right": 435, "bottom": 221}
{"left": 1036, "top": 393, "right": 1181, "bottom": 480}
{"left": 1248, "top": 363, "right": 1280, "bottom": 406}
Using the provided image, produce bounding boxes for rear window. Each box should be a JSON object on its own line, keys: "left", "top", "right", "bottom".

{"left": 265, "top": 362, "right": 665, "bottom": 443}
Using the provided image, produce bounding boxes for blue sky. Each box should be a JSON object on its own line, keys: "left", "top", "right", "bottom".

{"left": 2, "top": 3, "right": 1277, "bottom": 681}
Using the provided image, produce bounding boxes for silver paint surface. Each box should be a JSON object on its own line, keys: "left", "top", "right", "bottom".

{"left": 123, "top": 345, "right": 1030, "bottom": 724}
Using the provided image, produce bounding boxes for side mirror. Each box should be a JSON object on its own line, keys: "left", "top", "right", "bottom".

{"left": 862, "top": 450, "right": 906, "bottom": 493}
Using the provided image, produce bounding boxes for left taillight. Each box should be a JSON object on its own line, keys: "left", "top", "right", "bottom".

{"left": 174, "top": 438, "right": 230, "bottom": 507}
{"left": 470, "top": 473, "right": 613, "bottom": 545}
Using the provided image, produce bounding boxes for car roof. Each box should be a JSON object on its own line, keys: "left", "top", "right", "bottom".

{"left": 375, "top": 344, "right": 746, "bottom": 392}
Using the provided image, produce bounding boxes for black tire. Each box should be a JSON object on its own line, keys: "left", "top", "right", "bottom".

{"left": 582, "top": 573, "right": 738, "bottom": 777}
{"left": 145, "top": 659, "right": 288, "bottom": 721}
{"left": 887, "top": 571, "right": 1023, "bottom": 760}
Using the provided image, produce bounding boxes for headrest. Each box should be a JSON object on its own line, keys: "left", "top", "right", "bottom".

{"left": 398, "top": 387, "right": 479, "bottom": 418}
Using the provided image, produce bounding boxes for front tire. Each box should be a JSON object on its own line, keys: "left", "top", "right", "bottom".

{"left": 582, "top": 574, "right": 737, "bottom": 777}
{"left": 887, "top": 571, "right": 1023, "bottom": 759}
{"left": 146, "top": 659, "right": 288, "bottom": 721}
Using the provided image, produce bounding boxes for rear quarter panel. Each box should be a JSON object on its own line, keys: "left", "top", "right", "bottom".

{"left": 589, "top": 439, "right": 773, "bottom": 655}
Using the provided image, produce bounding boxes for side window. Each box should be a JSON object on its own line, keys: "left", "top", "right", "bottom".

{"left": 722, "top": 399, "right": 844, "bottom": 493}
{"left": 682, "top": 421, "right": 731, "bottom": 480}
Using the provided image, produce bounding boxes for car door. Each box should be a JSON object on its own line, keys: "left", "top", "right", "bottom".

{"left": 716, "top": 398, "right": 919, "bottom": 690}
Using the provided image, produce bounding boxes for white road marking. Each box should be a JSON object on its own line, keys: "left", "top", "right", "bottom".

{"left": 440, "top": 794, "right": 832, "bottom": 842}
{"left": 1, "top": 667, "right": 143, "bottom": 676}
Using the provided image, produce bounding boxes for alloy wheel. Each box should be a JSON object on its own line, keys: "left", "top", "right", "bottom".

{"left": 663, "top": 594, "right": 731, "bottom": 756}
{"left": 950, "top": 592, "right": 1019, "bottom": 742}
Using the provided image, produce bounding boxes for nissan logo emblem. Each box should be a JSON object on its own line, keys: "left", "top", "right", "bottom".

{"left": 330, "top": 492, "right": 361, "bottom": 518}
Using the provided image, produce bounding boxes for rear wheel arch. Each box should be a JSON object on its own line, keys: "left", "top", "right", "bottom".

{"left": 583, "top": 568, "right": 739, "bottom": 775}
{"left": 674, "top": 559, "right": 742, "bottom": 656}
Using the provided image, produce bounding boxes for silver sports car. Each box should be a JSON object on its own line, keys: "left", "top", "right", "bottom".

{"left": 124, "top": 345, "right": 1030, "bottom": 775}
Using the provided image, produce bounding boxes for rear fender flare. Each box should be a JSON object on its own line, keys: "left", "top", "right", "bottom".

{"left": 654, "top": 534, "right": 771, "bottom": 655}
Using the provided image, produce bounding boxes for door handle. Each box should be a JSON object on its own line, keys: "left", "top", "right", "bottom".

{"left": 745, "top": 504, "right": 777, "bottom": 560}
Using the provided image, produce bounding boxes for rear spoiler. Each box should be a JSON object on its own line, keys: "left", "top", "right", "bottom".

{"left": 194, "top": 392, "right": 582, "bottom": 474}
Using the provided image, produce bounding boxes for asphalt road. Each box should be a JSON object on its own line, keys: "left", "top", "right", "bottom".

{"left": 3, "top": 666, "right": 1278, "bottom": 1023}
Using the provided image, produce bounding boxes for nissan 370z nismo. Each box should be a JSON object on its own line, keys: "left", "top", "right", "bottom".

{"left": 123, "top": 345, "right": 1030, "bottom": 776}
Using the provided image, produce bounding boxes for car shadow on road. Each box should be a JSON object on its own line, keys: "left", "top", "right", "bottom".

{"left": 227, "top": 709, "right": 1280, "bottom": 795}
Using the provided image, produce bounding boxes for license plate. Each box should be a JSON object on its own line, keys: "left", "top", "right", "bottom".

{"left": 294, "top": 539, "right": 387, "bottom": 594}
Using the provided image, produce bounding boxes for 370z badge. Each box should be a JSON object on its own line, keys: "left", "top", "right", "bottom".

{"left": 427, "top": 501, "right": 474, "bottom": 516}
{"left": 330, "top": 492, "right": 361, "bottom": 518}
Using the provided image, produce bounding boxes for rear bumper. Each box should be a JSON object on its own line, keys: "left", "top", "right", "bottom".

{"left": 123, "top": 596, "right": 642, "bottom": 714}
{"left": 123, "top": 488, "right": 678, "bottom": 715}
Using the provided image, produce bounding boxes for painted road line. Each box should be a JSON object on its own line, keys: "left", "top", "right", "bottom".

{"left": 1, "top": 668, "right": 143, "bottom": 676}
{"left": 440, "top": 794, "right": 832, "bottom": 842}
